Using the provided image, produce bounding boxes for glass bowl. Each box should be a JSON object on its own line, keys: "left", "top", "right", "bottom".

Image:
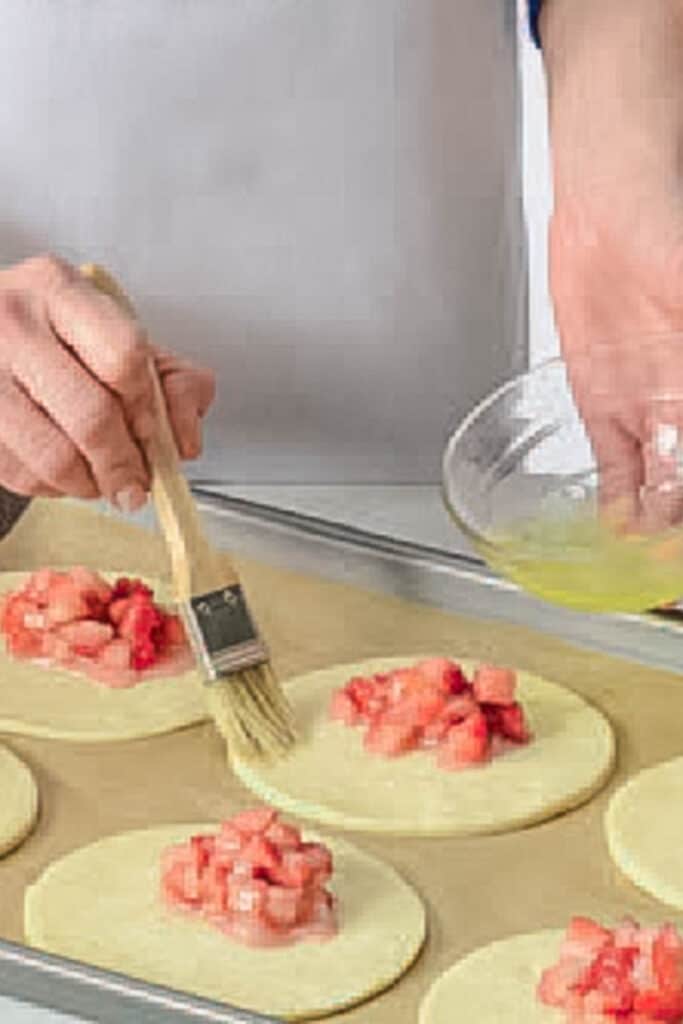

{"left": 442, "top": 358, "right": 683, "bottom": 613}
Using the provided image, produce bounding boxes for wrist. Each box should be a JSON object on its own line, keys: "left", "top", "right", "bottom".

{"left": 542, "top": 0, "right": 683, "bottom": 200}
{"left": 540, "top": 0, "right": 683, "bottom": 81}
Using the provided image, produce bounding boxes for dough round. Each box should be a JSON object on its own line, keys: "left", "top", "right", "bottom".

{"left": 0, "top": 743, "right": 39, "bottom": 855}
{"left": 0, "top": 572, "right": 207, "bottom": 742}
{"left": 25, "top": 823, "right": 426, "bottom": 1021}
{"left": 606, "top": 755, "right": 683, "bottom": 909}
{"left": 231, "top": 656, "right": 616, "bottom": 836}
{"left": 419, "top": 931, "right": 563, "bottom": 1024}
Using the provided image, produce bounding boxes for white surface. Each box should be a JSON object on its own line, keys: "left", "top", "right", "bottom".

{"left": 0, "top": 0, "right": 526, "bottom": 484}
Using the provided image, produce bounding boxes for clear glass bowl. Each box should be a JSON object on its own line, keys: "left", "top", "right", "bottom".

{"left": 442, "top": 359, "right": 683, "bottom": 613}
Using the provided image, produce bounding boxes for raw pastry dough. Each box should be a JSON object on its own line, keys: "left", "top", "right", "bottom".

{"left": 25, "top": 823, "right": 426, "bottom": 1021}
{"left": 0, "top": 743, "right": 39, "bottom": 855}
{"left": 0, "top": 572, "right": 206, "bottom": 742}
{"left": 231, "top": 656, "right": 616, "bottom": 836}
{"left": 419, "top": 931, "right": 562, "bottom": 1024}
{"left": 606, "top": 755, "right": 683, "bottom": 909}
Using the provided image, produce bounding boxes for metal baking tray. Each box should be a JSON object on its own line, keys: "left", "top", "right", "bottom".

{"left": 0, "top": 937, "right": 278, "bottom": 1023}
{"left": 2, "top": 488, "right": 683, "bottom": 1023}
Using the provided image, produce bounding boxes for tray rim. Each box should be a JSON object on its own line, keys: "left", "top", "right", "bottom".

{"left": 0, "top": 934, "right": 281, "bottom": 1024}
{"left": 191, "top": 487, "right": 683, "bottom": 677}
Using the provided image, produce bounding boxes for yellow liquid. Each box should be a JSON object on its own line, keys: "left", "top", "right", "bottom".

{"left": 481, "top": 512, "right": 683, "bottom": 614}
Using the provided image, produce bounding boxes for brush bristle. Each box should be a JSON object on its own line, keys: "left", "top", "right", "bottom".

{"left": 205, "top": 662, "right": 297, "bottom": 760}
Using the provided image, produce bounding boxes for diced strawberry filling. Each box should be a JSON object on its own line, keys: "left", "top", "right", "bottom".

{"left": 328, "top": 657, "right": 532, "bottom": 770}
{"left": 436, "top": 710, "right": 490, "bottom": 771}
{"left": 538, "top": 917, "right": 683, "bottom": 1023}
{"left": 416, "top": 657, "right": 469, "bottom": 695}
{"left": 0, "top": 567, "right": 190, "bottom": 688}
{"left": 161, "top": 809, "right": 338, "bottom": 948}
{"left": 473, "top": 665, "right": 517, "bottom": 705}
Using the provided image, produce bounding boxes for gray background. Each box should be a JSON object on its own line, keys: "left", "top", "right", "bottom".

{"left": 0, "top": 0, "right": 526, "bottom": 485}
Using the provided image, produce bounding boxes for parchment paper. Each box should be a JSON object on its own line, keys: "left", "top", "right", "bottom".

{"left": 1, "top": 499, "right": 683, "bottom": 1023}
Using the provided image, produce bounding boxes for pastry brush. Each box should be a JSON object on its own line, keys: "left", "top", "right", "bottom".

{"left": 80, "top": 263, "right": 296, "bottom": 760}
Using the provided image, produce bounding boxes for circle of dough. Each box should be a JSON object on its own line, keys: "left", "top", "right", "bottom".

{"left": 231, "top": 656, "right": 616, "bottom": 836}
{"left": 25, "top": 822, "right": 426, "bottom": 1021}
{"left": 0, "top": 572, "right": 207, "bottom": 742}
{"left": 0, "top": 743, "right": 39, "bottom": 855}
{"left": 606, "top": 755, "right": 683, "bottom": 909}
{"left": 419, "top": 930, "right": 563, "bottom": 1024}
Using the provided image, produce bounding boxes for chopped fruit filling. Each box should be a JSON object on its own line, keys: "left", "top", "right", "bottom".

{"left": 538, "top": 916, "right": 683, "bottom": 1022}
{"left": 329, "top": 657, "right": 532, "bottom": 770}
{"left": 161, "top": 809, "right": 337, "bottom": 948}
{"left": 0, "top": 567, "right": 190, "bottom": 686}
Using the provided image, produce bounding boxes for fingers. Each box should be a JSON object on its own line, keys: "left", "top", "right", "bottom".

{"left": 3, "top": 255, "right": 155, "bottom": 445}
{"left": 641, "top": 399, "right": 683, "bottom": 531}
{"left": 0, "top": 373, "right": 97, "bottom": 498}
{"left": 197, "top": 368, "right": 216, "bottom": 417}
{"left": 162, "top": 375, "right": 202, "bottom": 459}
{"left": 0, "top": 256, "right": 216, "bottom": 506}
{"left": 0, "top": 439, "right": 61, "bottom": 497}
{"left": 2, "top": 295, "right": 150, "bottom": 504}
{"left": 572, "top": 369, "right": 683, "bottom": 533}
{"left": 46, "top": 271, "right": 157, "bottom": 445}
{"left": 561, "top": 344, "right": 644, "bottom": 531}
{"left": 154, "top": 348, "right": 216, "bottom": 409}
{"left": 583, "top": 415, "right": 644, "bottom": 532}
{"left": 155, "top": 352, "right": 216, "bottom": 460}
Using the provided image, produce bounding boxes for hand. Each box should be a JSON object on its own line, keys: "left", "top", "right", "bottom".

{"left": 542, "top": 0, "right": 683, "bottom": 530}
{"left": 0, "top": 255, "right": 215, "bottom": 509}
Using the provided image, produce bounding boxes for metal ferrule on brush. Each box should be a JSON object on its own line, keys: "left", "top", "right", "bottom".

{"left": 180, "top": 584, "right": 270, "bottom": 682}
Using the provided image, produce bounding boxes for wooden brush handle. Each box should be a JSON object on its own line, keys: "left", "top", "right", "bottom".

{"left": 80, "top": 263, "right": 239, "bottom": 602}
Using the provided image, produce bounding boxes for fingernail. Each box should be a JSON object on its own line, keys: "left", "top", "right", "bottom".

{"left": 182, "top": 437, "right": 201, "bottom": 460}
{"left": 114, "top": 484, "right": 148, "bottom": 514}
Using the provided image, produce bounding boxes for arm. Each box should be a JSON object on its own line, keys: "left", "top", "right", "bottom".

{"left": 534, "top": 0, "right": 683, "bottom": 528}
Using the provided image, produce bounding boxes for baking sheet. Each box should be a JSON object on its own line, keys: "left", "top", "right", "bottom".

{"left": 1, "top": 499, "right": 683, "bottom": 1023}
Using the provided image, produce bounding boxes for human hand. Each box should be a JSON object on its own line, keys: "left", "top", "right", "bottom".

{"left": 542, "top": 0, "right": 683, "bottom": 530}
{"left": 0, "top": 255, "right": 215, "bottom": 509}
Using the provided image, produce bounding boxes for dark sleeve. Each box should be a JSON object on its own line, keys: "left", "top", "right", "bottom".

{"left": 528, "top": 0, "right": 544, "bottom": 47}
{"left": 0, "top": 488, "right": 31, "bottom": 540}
